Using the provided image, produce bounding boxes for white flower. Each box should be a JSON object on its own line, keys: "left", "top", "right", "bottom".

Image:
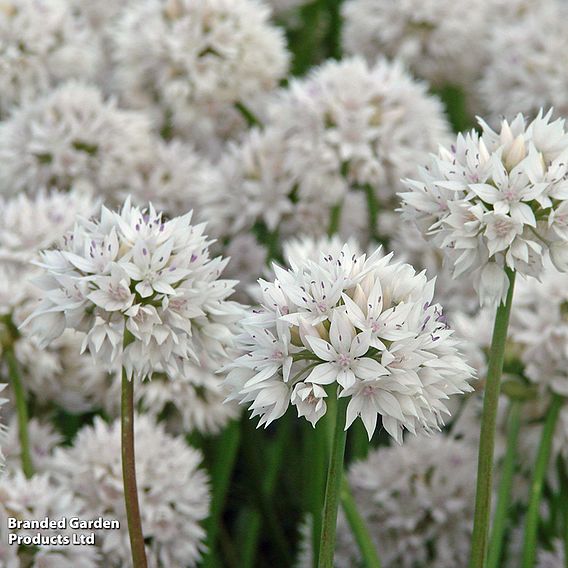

{"left": 400, "top": 110, "right": 568, "bottom": 306}
{"left": 225, "top": 243, "right": 474, "bottom": 441}
{"left": 478, "top": 1, "right": 568, "bottom": 121}
{"left": 536, "top": 540, "right": 564, "bottom": 568}
{"left": 0, "top": 82, "right": 153, "bottom": 198}
{"left": 50, "top": 415, "right": 209, "bottom": 567}
{"left": 111, "top": 0, "right": 289, "bottom": 146}
{"left": 0, "top": 0, "right": 102, "bottom": 114}
{"left": 23, "top": 198, "right": 244, "bottom": 381}
{"left": 0, "top": 471, "right": 99, "bottom": 567}
{"left": 342, "top": 0, "right": 492, "bottom": 87}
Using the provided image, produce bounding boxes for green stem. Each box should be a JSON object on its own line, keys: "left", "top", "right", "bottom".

{"left": 202, "top": 420, "right": 241, "bottom": 568}
{"left": 327, "top": 203, "right": 342, "bottom": 237}
{"left": 318, "top": 395, "right": 348, "bottom": 568}
{"left": 341, "top": 477, "right": 381, "bottom": 568}
{"left": 309, "top": 420, "right": 329, "bottom": 568}
{"left": 234, "top": 101, "right": 261, "bottom": 128}
{"left": 364, "top": 184, "right": 379, "bottom": 242}
{"left": 5, "top": 348, "right": 33, "bottom": 478}
{"left": 469, "top": 269, "right": 516, "bottom": 568}
{"left": 522, "top": 394, "right": 563, "bottom": 568}
{"left": 121, "top": 333, "right": 148, "bottom": 568}
{"left": 487, "top": 400, "right": 522, "bottom": 568}
{"left": 324, "top": 0, "right": 343, "bottom": 60}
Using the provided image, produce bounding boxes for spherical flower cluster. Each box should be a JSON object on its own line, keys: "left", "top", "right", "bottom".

{"left": 345, "top": 434, "right": 477, "bottom": 568}
{"left": 24, "top": 198, "right": 243, "bottom": 381}
{"left": 0, "top": 471, "right": 99, "bottom": 567}
{"left": 478, "top": 1, "right": 568, "bottom": 121}
{"left": 111, "top": 0, "right": 289, "bottom": 142}
{"left": 537, "top": 540, "right": 564, "bottom": 568}
{"left": 0, "top": 82, "right": 153, "bottom": 197}
{"left": 341, "top": 0, "right": 491, "bottom": 87}
{"left": 400, "top": 110, "right": 568, "bottom": 306}
{"left": 511, "top": 262, "right": 568, "bottom": 396}
{"left": 267, "top": 57, "right": 451, "bottom": 207}
{"left": 51, "top": 415, "right": 210, "bottom": 567}
{"left": 0, "top": 0, "right": 101, "bottom": 115}
{"left": 224, "top": 243, "right": 474, "bottom": 442}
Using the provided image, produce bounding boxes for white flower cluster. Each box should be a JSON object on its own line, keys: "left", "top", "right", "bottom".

{"left": 537, "top": 540, "right": 565, "bottom": 568}
{"left": 511, "top": 263, "right": 568, "bottom": 396}
{"left": 111, "top": 0, "right": 289, "bottom": 144}
{"left": 0, "top": 0, "right": 101, "bottom": 115}
{"left": 225, "top": 242, "right": 474, "bottom": 442}
{"left": 478, "top": 1, "right": 568, "bottom": 121}
{"left": 344, "top": 434, "right": 478, "bottom": 568}
{"left": 24, "top": 199, "right": 243, "bottom": 381}
{"left": 202, "top": 57, "right": 450, "bottom": 243}
{"left": 0, "top": 471, "right": 99, "bottom": 567}
{"left": 51, "top": 415, "right": 210, "bottom": 567}
{"left": 341, "top": 0, "right": 491, "bottom": 87}
{"left": 400, "top": 110, "right": 568, "bottom": 306}
{"left": 0, "top": 82, "right": 153, "bottom": 198}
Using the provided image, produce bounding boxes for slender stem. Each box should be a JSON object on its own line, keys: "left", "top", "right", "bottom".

{"left": 121, "top": 333, "right": 148, "bottom": 568}
{"left": 487, "top": 400, "right": 522, "bottom": 568}
{"left": 318, "top": 395, "right": 348, "bottom": 568}
{"left": 4, "top": 348, "right": 33, "bottom": 478}
{"left": 324, "top": 0, "right": 342, "bottom": 60}
{"left": 341, "top": 477, "right": 381, "bottom": 567}
{"left": 521, "top": 394, "right": 563, "bottom": 568}
{"left": 327, "top": 203, "right": 342, "bottom": 237}
{"left": 469, "top": 269, "right": 516, "bottom": 568}
{"left": 234, "top": 101, "right": 261, "bottom": 128}
{"left": 364, "top": 184, "right": 379, "bottom": 243}
{"left": 202, "top": 419, "right": 241, "bottom": 568}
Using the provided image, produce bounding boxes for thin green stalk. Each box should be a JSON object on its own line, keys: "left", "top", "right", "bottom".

{"left": 341, "top": 477, "right": 381, "bottom": 568}
{"left": 469, "top": 269, "right": 516, "bottom": 568}
{"left": 202, "top": 420, "right": 241, "bottom": 568}
{"left": 522, "top": 394, "right": 564, "bottom": 568}
{"left": 487, "top": 400, "right": 522, "bottom": 568}
{"left": 328, "top": 203, "right": 342, "bottom": 237}
{"left": 318, "top": 395, "right": 348, "bottom": 568}
{"left": 5, "top": 348, "right": 33, "bottom": 478}
{"left": 234, "top": 101, "right": 261, "bottom": 128}
{"left": 364, "top": 184, "right": 379, "bottom": 243}
{"left": 121, "top": 333, "right": 148, "bottom": 568}
{"left": 324, "top": 0, "right": 343, "bottom": 60}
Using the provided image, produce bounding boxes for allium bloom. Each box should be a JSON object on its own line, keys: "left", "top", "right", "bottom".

{"left": 23, "top": 199, "right": 243, "bottom": 381}
{"left": 51, "top": 415, "right": 210, "bottom": 567}
{"left": 0, "top": 0, "right": 101, "bottom": 115}
{"left": 225, "top": 243, "right": 474, "bottom": 442}
{"left": 0, "top": 82, "right": 152, "bottom": 197}
{"left": 478, "top": 2, "right": 568, "bottom": 120}
{"left": 537, "top": 540, "right": 565, "bottom": 568}
{"left": 267, "top": 57, "right": 450, "bottom": 207}
{"left": 111, "top": 0, "right": 289, "bottom": 143}
{"left": 400, "top": 110, "right": 568, "bottom": 306}
{"left": 341, "top": 0, "right": 491, "bottom": 87}
{"left": 0, "top": 471, "right": 99, "bottom": 567}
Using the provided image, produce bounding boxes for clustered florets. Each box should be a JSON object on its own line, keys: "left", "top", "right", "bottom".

{"left": 23, "top": 199, "right": 243, "bottom": 381}
{"left": 225, "top": 242, "right": 474, "bottom": 442}
{"left": 401, "top": 110, "right": 568, "bottom": 306}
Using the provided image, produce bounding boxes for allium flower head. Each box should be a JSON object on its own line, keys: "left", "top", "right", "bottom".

{"left": 225, "top": 243, "right": 474, "bottom": 442}
{"left": 0, "top": 0, "right": 101, "bottom": 114}
{"left": 0, "top": 82, "right": 153, "bottom": 197}
{"left": 51, "top": 415, "right": 209, "bottom": 567}
{"left": 400, "top": 110, "right": 568, "bottom": 306}
{"left": 111, "top": 0, "right": 289, "bottom": 142}
{"left": 342, "top": 0, "right": 491, "bottom": 87}
{"left": 23, "top": 198, "right": 243, "bottom": 381}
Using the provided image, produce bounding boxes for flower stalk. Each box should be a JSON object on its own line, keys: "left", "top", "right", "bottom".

{"left": 4, "top": 348, "right": 33, "bottom": 478}
{"left": 521, "top": 393, "right": 563, "bottom": 568}
{"left": 469, "top": 268, "right": 516, "bottom": 568}
{"left": 121, "top": 331, "right": 148, "bottom": 568}
{"left": 318, "top": 394, "right": 348, "bottom": 568}
{"left": 487, "top": 400, "right": 522, "bottom": 568}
